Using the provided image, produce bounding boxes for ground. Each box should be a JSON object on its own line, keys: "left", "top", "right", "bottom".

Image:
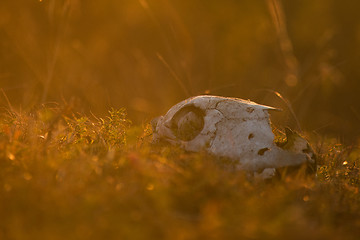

{"left": 0, "top": 106, "right": 359, "bottom": 240}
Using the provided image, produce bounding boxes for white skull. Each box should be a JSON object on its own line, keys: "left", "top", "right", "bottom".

{"left": 152, "top": 95, "right": 315, "bottom": 175}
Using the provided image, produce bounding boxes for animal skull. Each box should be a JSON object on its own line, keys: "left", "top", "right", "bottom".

{"left": 152, "top": 95, "right": 315, "bottom": 176}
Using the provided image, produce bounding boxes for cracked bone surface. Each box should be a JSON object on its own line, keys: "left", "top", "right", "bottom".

{"left": 152, "top": 95, "right": 312, "bottom": 174}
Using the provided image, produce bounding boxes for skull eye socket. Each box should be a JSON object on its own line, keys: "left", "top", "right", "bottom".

{"left": 170, "top": 105, "right": 205, "bottom": 141}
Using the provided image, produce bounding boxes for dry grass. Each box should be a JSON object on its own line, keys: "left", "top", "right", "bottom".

{"left": 0, "top": 106, "right": 359, "bottom": 240}
{"left": 1, "top": 0, "right": 360, "bottom": 139}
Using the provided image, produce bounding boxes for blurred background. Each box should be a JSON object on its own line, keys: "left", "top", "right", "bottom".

{"left": 0, "top": 0, "right": 359, "bottom": 142}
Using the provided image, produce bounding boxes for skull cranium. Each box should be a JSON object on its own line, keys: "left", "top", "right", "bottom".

{"left": 152, "top": 95, "right": 315, "bottom": 176}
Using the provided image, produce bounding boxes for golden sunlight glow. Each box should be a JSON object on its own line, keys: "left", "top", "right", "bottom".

{"left": 139, "top": 0, "right": 149, "bottom": 9}
{"left": 0, "top": 1, "right": 360, "bottom": 238}
{"left": 285, "top": 74, "right": 298, "bottom": 87}
{"left": 146, "top": 183, "right": 154, "bottom": 191}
